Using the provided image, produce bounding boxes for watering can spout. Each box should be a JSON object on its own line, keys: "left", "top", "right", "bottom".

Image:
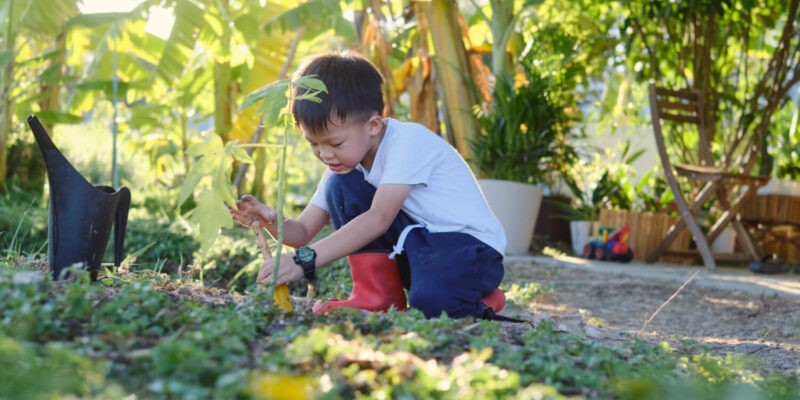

{"left": 27, "top": 115, "right": 131, "bottom": 281}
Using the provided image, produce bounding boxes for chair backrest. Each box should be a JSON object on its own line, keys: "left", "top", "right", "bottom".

{"left": 648, "top": 83, "right": 714, "bottom": 168}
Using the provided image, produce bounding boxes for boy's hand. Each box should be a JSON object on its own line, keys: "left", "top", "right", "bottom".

{"left": 257, "top": 253, "right": 304, "bottom": 286}
{"left": 229, "top": 195, "right": 277, "bottom": 228}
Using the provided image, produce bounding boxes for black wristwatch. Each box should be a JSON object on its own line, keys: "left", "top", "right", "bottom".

{"left": 293, "top": 246, "right": 317, "bottom": 281}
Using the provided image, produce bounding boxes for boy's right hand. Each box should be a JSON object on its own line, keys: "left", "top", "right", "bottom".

{"left": 229, "top": 195, "right": 277, "bottom": 228}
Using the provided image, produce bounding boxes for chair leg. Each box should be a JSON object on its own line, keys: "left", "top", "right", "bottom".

{"left": 710, "top": 185, "right": 762, "bottom": 261}
{"left": 683, "top": 181, "right": 720, "bottom": 269}
{"left": 646, "top": 181, "right": 718, "bottom": 269}
{"left": 732, "top": 220, "right": 761, "bottom": 261}
{"left": 684, "top": 214, "right": 716, "bottom": 270}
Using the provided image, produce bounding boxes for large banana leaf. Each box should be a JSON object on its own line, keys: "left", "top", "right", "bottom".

{"left": 227, "top": 4, "right": 296, "bottom": 142}
{"left": 262, "top": 0, "right": 355, "bottom": 42}
{"left": 155, "top": 0, "right": 205, "bottom": 82}
{"left": 6, "top": 0, "right": 79, "bottom": 36}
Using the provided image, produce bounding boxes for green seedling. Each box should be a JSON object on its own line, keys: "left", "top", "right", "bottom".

{"left": 179, "top": 75, "right": 326, "bottom": 309}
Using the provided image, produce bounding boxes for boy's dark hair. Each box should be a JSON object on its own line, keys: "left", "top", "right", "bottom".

{"left": 292, "top": 50, "right": 384, "bottom": 136}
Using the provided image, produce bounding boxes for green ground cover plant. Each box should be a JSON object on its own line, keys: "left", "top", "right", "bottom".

{"left": 1, "top": 262, "right": 797, "bottom": 399}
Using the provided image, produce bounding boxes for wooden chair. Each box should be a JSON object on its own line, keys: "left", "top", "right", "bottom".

{"left": 645, "top": 83, "right": 769, "bottom": 270}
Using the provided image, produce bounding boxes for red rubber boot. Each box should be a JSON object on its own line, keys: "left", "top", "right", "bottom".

{"left": 312, "top": 253, "right": 407, "bottom": 314}
{"left": 481, "top": 288, "right": 506, "bottom": 313}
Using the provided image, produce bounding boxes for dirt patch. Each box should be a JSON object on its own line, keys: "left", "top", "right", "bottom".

{"left": 503, "top": 260, "right": 800, "bottom": 374}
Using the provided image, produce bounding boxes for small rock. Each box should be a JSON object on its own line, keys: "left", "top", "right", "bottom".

{"left": 555, "top": 321, "right": 584, "bottom": 336}
{"left": 13, "top": 271, "right": 44, "bottom": 284}
{"left": 585, "top": 326, "right": 605, "bottom": 339}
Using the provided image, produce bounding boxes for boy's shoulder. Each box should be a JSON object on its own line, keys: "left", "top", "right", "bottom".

{"left": 387, "top": 118, "right": 447, "bottom": 145}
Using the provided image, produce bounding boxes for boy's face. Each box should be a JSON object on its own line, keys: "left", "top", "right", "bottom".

{"left": 302, "top": 115, "right": 384, "bottom": 174}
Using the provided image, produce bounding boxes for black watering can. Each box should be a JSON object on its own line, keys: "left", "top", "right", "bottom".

{"left": 28, "top": 115, "right": 131, "bottom": 281}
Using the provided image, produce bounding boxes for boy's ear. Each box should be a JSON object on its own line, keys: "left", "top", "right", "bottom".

{"left": 366, "top": 115, "right": 384, "bottom": 136}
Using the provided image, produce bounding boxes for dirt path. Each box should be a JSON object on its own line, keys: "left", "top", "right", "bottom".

{"left": 503, "top": 260, "right": 800, "bottom": 374}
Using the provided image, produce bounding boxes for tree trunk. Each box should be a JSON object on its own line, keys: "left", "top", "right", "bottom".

{"left": 364, "top": 0, "right": 396, "bottom": 117}
{"left": 214, "top": 0, "right": 234, "bottom": 140}
{"left": 214, "top": 61, "right": 233, "bottom": 138}
{"left": 422, "top": 0, "right": 479, "bottom": 162}
{"left": 39, "top": 32, "right": 66, "bottom": 131}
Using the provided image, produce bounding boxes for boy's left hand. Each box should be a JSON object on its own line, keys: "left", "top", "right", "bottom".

{"left": 257, "top": 253, "right": 304, "bottom": 286}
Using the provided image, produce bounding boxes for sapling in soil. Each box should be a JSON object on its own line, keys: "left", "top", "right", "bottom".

{"left": 179, "top": 76, "right": 326, "bottom": 310}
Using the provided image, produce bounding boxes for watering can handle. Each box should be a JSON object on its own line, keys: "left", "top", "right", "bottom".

{"left": 113, "top": 188, "right": 131, "bottom": 267}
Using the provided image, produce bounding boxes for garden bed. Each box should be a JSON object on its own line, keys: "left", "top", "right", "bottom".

{"left": 1, "top": 259, "right": 798, "bottom": 399}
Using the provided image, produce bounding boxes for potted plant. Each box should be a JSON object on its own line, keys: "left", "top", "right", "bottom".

{"left": 557, "top": 144, "right": 639, "bottom": 255}
{"left": 561, "top": 169, "right": 621, "bottom": 256}
{"left": 471, "top": 65, "right": 576, "bottom": 254}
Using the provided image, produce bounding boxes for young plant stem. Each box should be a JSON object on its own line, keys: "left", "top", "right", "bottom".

{"left": 271, "top": 129, "right": 288, "bottom": 295}
{"left": 270, "top": 125, "right": 316, "bottom": 300}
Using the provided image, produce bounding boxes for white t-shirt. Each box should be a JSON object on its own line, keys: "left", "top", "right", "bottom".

{"left": 309, "top": 118, "right": 507, "bottom": 254}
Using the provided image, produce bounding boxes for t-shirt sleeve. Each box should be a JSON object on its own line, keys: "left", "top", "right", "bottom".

{"left": 309, "top": 169, "right": 332, "bottom": 213}
{"left": 379, "top": 130, "right": 439, "bottom": 186}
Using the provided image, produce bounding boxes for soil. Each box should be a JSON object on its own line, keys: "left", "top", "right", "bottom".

{"left": 502, "top": 260, "right": 800, "bottom": 374}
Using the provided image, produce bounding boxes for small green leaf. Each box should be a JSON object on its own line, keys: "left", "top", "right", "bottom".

{"left": 190, "top": 190, "right": 234, "bottom": 255}
{"left": 178, "top": 135, "right": 225, "bottom": 206}
{"left": 177, "top": 166, "right": 205, "bottom": 207}
{"left": 240, "top": 79, "right": 290, "bottom": 112}
{"left": 294, "top": 91, "right": 323, "bottom": 103}
{"left": 230, "top": 144, "right": 253, "bottom": 164}
{"left": 292, "top": 75, "right": 327, "bottom": 93}
{"left": 635, "top": 170, "right": 654, "bottom": 194}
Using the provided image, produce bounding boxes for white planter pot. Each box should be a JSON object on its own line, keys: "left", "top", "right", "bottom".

{"left": 711, "top": 226, "right": 736, "bottom": 254}
{"left": 478, "top": 179, "right": 544, "bottom": 255}
{"left": 569, "top": 220, "right": 593, "bottom": 256}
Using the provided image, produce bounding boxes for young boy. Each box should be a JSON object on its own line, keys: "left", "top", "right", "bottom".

{"left": 230, "top": 50, "right": 508, "bottom": 319}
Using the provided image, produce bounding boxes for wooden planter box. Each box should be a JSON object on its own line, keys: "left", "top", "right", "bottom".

{"left": 598, "top": 209, "right": 691, "bottom": 262}
{"left": 742, "top": 195, "right": 800, "bottom": 263}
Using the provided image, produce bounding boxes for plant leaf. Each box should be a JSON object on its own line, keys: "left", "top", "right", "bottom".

{"left": 178, "top": 135, "right": 225, "bottom": 206}
{"left": 292, "top": 75, "right": 327, "bottom": 93}
{"left": 231, "top": 145, "right": 254, "bottom": 164}
{"left": 35, "top": 111, "right": 82, "bottom": 125}
{"left": 273, "top": 284, "right": 292, "bottom": 311}
{"left": 190, "top": 190, "right": 233, "bottom": 256}
{"left": 240, "top": 79, "right": 290, "bottom": 112}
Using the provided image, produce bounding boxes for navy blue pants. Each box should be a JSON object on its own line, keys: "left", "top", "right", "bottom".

{"left": 325, "top": 170, "right": 504, "bottom": 318}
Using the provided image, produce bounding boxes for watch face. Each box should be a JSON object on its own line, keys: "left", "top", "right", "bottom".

{"left": 297, "top": 247, "right": 315, "bottom": 263}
